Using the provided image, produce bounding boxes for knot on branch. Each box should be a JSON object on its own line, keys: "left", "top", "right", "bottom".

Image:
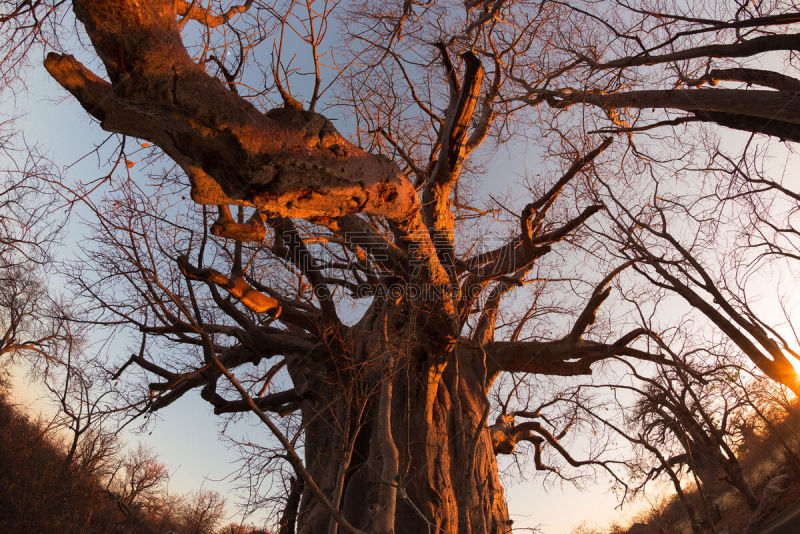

{"left": 177, "top": 255, "right": 281, "bottom": 315}
{"left": 490, "top": 413, "right": 518, "bottom": 454}
{"left": 210, "top": 205, "right": 266, "bottom": 242}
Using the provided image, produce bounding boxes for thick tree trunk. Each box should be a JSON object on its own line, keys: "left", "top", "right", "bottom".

{"left": 288, "top": 309, "right": 510, "bottom": 534}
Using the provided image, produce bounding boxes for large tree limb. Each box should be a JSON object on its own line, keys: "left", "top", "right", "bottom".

{"left": 486, "top": 328, "right": 654, "bottom": 376}
{"left": 42, "top": 53, "right": 239, "bottom": 206}
{"left": 202, "top": 386, "right": 300, "bottom": 416}
{"left": 596, "top": 33, "right": 800, "bottom": 68}
{"left": 423, "top": 50, "right": 484, "bottom": 278}
{"left": 699, "top": 68, "right": 800, "bottom": 92}
{"left": 43, "top": 51, "right": 417, "bottom": 219}
{"left": 278, "top": 476, "right": 304, "bottom": 534}
{"left": 532, "top": 87, "right": 800, "bottom": 142}
{"left": 267, "top": 217, "right": 341, "bottom": 327}
{"left": 145, "top": 338, "right": 322, "bottom": 410}
{"left": 45, "top": 0, "right": 450, "bottom": 296}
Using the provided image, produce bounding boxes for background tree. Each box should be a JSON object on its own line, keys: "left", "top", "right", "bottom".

{"left": 0, "top": 130, "right": 71, "bottom": 368}
{"left": 596, "top": 186, "right": 800, "bottom": 394}
{"left": 730, "top": 364, "right": 800, "bottom": 479}
{"left": 627, "top": 359, "right": 757, "bottom": 511}
{"left": 113, "top": 443, "right": 169, "bottom": 507}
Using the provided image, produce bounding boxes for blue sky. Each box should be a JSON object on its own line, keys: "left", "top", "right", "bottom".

{"left": 0, "top": 22, "right": 672, "bottom": 534}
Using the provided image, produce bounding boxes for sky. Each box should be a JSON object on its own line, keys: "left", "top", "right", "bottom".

{"left": 0, "top": 50, "right": 666, "bottom": 533}
{"left": 7, "top": 6, "right": 800, "bottom": 534}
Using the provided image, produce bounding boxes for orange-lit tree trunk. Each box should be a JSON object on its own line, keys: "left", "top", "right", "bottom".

{"left": 293, "top": 316, "right": 509, "bottom": 533}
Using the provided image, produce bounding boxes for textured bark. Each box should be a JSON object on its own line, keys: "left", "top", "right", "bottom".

{"left": 290, "top": 306, "right": 509, "bottom": 534}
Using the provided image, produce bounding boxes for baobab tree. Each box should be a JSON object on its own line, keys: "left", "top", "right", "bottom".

{"left": 31, "top": 1, "right": 669, "bottom": 532}
{"left": 7, "top": 0, "right": 797, "bottom": 533}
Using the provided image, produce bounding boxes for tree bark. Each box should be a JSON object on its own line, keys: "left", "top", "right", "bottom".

{"left": 290, "top": 308, "right": 510, "bottom": 534}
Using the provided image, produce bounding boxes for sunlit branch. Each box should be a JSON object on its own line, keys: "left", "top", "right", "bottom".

{"left": 176, "top": 0, "right": 254, "bottom": 28}
{"left": 177, "top": 254, "right": 281, "bottom": 315}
